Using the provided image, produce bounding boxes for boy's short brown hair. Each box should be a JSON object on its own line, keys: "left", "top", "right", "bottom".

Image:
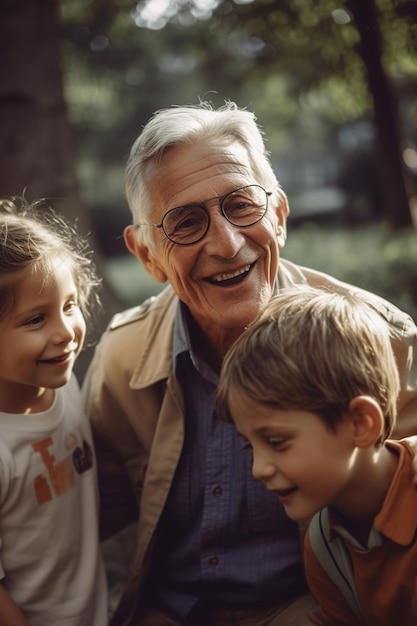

{"left": 216, "top": 286, "right": 400, "bottom": 439}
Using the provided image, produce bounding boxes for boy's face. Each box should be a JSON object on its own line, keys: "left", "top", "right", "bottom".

{"left": 228, "top": 387, "right": 358, "bottom": 522}
{"left": 0, "top": 259, "right": 86, "bottom": 413}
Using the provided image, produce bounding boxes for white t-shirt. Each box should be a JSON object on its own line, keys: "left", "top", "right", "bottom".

{"left": 0, "top": 375, "right": 108, "bottom": 625}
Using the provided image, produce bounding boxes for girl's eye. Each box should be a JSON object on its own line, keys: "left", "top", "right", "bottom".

{"left": 64, "top": 300, "right": 79, "bottom": 314}
{"left": 24, "top": 315, "right": 44, "bottom": 326}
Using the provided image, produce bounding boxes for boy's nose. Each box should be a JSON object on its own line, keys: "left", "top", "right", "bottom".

{"left": 252, "top": 454, "right": 276, "bottom": 482}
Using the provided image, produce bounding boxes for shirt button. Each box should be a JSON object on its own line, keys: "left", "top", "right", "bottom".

{"left": 212, "top": 486, "right": 222, "bottom": 496}
{"left": 209, "top": 556, "right": 219, "bottom": 566}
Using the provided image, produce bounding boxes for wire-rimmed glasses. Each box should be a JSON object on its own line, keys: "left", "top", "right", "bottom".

{"left": 137, "top": 184, "right": 272, "bottom": 246}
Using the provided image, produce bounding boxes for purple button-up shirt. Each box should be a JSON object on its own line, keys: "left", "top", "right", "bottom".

{"left": 146, "top": 302, "right": 307, "bottom": 618}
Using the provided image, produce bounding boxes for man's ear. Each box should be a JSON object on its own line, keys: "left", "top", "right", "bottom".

{"left": 124, "top": 225, "right": 168, "bottom": 283}
{"left": 271, "top": 189, "right": 289, "bottom": 248}
{"left": 348, "top": 395, "right": 385, "bottom": 448}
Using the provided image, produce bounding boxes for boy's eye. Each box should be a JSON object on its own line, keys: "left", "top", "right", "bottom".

{"left": 238, "top": 434, "right": 252, "bottom": 450}
{"left": 239, "top": 439, "right": 253, "bottom": 460}
{"left": 268, "top": 438, "right": 287, "bottom": 450}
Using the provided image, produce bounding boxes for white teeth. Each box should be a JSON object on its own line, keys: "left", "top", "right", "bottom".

{"left": 212, "top": 264, "right": 251, "bottom": 282}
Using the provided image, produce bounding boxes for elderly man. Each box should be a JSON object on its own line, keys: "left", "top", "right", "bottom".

{"left": 83, "top": 101, "right": 417, "bottom": 626}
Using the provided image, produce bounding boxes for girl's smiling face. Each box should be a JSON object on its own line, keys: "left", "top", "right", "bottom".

{"left": 0, "top": 258, "right": 85, "bottom": 413}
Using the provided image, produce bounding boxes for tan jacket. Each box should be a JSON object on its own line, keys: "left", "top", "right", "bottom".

{"left": 82, "top": 258, "right": 417, "bottom": 626}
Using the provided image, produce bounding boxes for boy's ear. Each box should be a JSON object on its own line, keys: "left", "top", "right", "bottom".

{"left": 124, "top": 225, "right": 168, "bottom": 283}
{"left": 348, "top": 395, "right": 385, "bottom": 448}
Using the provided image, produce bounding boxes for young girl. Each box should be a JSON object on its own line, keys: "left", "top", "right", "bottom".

{"left": 0, "top": 198, "right": 107, "bottom": 625}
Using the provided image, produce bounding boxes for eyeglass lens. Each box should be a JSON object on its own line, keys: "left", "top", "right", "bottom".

{"left": 162, "top": 185, "right": 268, "bottom": 245}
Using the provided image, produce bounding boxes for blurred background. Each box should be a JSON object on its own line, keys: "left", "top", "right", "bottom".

{"left": 1, "top": 0, "right": 417, "bottom": 378}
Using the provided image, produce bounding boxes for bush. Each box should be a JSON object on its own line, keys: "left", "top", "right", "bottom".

{"left": 283, "top": 222, "right": 417, "bottom": 322}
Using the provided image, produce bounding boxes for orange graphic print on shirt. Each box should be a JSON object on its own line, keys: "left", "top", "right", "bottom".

{"left": 32, "top": 436, "right": 93, "bottom": 504}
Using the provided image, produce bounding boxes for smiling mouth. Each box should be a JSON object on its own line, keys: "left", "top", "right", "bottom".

{"left": 40, "top": 353, "right": 73, "bottom": 364}
{"left": 207, "top": 263, "right": 253, "bottom": 286}
{"left": 276, "top": 486, "right": 298, "bottom": 499}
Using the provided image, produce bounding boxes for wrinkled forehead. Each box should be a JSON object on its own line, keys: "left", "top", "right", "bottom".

{"left": 144, "top": 139, "right": 261, "bottom": 214}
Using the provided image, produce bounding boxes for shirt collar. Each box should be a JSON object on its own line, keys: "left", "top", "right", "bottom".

{"left": 373, "top": 440, "right": 417, "bottom": 545}
{"left": 173, "top": 301, "right": 217, "bottom": 384}
{"left": 173, "top": 279, "right": 280, "bottom": 381}
{"left": 329, "top": 441, "right": 417, "bottom": 549}
{"left": 173, "top": 300, "right": 190, "bottom": 361}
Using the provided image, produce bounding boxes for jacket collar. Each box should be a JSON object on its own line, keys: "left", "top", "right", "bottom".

{"left": 127, "top": 285, "right": 178, "bottom": 389}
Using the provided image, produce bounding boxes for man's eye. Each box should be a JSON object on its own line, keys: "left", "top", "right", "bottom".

{"left": 171, "top": 209, "right": 205, "bottom": 232}
{"left": 228, "top": 200, "right": 252, "bottom": 213}
{"left": 175, "top": 216, "right": 202, "bottom": 231}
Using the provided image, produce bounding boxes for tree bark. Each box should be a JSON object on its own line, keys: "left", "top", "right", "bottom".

{"left": 0, "top": 0, "right": 85, "bottom": 221}
{"left": 0, "top": 0, "right": 121, "bottom": 381}
{"left": 347, "top": 0, "right": 412, "bottom": 228}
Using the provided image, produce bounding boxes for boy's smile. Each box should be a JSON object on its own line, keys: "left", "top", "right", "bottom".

{"left": 228, "top": 387, "right": 359, "bottom": 522}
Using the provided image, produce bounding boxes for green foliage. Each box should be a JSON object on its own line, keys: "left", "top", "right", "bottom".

{"left": 58, "top": 0, "right": 417, "bottom": 148}
{"left": 57, "top": 0, "right": 417, "bottom": 229}
{"left": 283, "top": 222, "right": 417, "bottom": 321}
{"left": 104, "top": 255, "right": 164, "bottom": 306}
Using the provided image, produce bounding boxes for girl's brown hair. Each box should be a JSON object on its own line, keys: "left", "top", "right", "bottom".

{"left": 0, "top": 197, "right": 100, "bottom": 320}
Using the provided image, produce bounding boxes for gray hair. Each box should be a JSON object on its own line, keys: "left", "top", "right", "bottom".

{"left": 125, "top": 101, "right": 279, "bottom": 246}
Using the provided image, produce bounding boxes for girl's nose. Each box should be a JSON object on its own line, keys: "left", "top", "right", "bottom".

{"left": 51, "top": 316, "right": 76, "bottom": 343}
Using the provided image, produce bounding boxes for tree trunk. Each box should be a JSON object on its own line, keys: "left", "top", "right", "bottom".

{"left": 0, "top": 0, "right": 121, "bottom": 381}
{"left": 347, "top": 0, "right": 412, "bottom": 229}
{"left": 0, "top": 0, "right": 85, "bottom": 222}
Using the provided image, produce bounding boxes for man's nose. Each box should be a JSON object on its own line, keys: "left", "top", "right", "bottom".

{"left": 204, "top": 209, "right": 246, "bottom": 255}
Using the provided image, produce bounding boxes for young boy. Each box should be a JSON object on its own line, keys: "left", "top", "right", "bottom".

{"left": 215, "top": 285, "right": 417, "bottom": 626}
